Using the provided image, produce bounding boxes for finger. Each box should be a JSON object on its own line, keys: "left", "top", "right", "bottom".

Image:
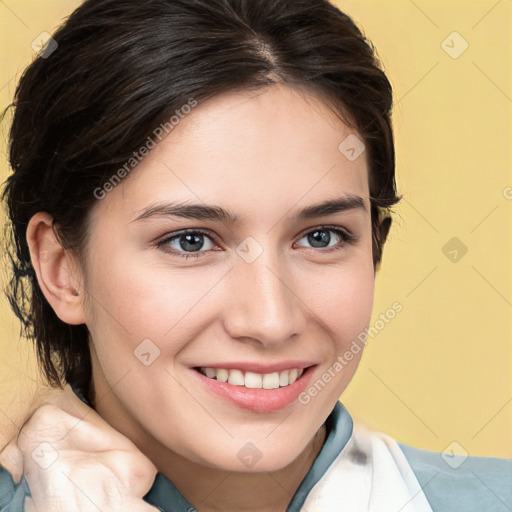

{"left": 98, "top": 449, "right": 158, "bottom": 497}
{"left": 0, "top": 438, "right": 24, "bottom": 484}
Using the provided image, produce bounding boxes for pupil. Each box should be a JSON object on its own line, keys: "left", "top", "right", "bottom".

{"left": 309, "top": 230, "right": 330, "bottom": 248}
{"left": 180, "top": 234, "right": 204, "bottom": 252}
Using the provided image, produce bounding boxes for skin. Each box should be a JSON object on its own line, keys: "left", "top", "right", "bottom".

{"left": 26, "top": 83, "right": 376, "bottom": 512}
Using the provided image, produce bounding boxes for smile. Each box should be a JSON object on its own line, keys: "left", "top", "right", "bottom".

{"left": 192, "top": 362, "right": 315, "bottom": 412}
{"left": 197, "top": 367, "right": 304, "bottom": 389}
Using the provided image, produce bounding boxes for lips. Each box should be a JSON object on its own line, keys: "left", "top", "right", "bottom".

{"left": 191, "top": 363, "right": 315, "bottom": 413}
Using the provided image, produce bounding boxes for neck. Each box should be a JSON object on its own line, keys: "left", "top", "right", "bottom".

{"left": 148, "top": 423, "right": 326, "bottom": 512}
{"left": 90, "top": 363, "right": 328, "bottom": 512}
{"left": 92, "top": 383, "right": 326, "bottom": 511}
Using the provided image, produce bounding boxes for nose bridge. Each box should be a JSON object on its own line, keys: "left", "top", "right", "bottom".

{"left": 223, "top": 241, "right": 303, "bottom": 346}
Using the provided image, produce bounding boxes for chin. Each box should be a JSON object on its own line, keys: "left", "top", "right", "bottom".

{"left": 208, "top": 451, "right": 299, "bottom": 474}
{"left": 211, "top": 434, "right": 312, "bottom": 473}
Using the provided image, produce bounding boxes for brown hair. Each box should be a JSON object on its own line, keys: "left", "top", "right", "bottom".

{"left": 2, "top": 0, "right": 399, "bottom": 392}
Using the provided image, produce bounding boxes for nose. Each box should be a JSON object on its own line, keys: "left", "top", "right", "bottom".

{"left": 222, "top": 247, "right": 306, "bottom": 348}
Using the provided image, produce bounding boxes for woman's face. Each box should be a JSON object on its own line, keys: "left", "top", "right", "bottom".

{"left": 80, "top": 83, "right": 375, "bottom": 472}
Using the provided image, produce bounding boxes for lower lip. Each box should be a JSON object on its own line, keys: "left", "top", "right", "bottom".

{"left": 192, "top": 367, "right": 315, "bottom": 413}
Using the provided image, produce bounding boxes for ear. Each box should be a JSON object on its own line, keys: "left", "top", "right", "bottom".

{"left": 372, "top": 214, "right": 392, "bottom": 274}
{"left": 378, "top": 215, "right": 392, "bottom": 246}
{"left": 26, "top": 212, "right": 86, "bottom": 325}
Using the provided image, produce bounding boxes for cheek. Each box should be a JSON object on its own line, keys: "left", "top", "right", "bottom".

{"left": 294, "top": 257, "right": 374, "bottom": 413}
{"left": 82, "top": 249, "right": 229, "bottom": 359}
{"left": 298, "top": 255, "right": 375, "bottom": 347}
{"left": 331, "top": 266, "right": 375, "bottom": 339}
{"left": 83, "top": 230, "right": 374, "bottom": 367}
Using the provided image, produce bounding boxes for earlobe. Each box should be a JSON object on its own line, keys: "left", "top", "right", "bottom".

{"left": 26, "top": 212, "right": 86, "bottom": 325}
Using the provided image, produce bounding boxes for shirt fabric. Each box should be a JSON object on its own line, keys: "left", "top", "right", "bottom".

{"left": 1, "top": 400, "right": 511, "bottom": 511}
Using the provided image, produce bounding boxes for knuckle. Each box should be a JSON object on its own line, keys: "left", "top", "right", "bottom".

{"left": 25, "top": 404, "right": 67, "bottom": 428}
{"left": 109, "top": 450, "right": 157, "bottom": 487}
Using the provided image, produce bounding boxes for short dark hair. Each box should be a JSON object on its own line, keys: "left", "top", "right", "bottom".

{"left": 2, "top": 0, "right": 400, "bottom": 392}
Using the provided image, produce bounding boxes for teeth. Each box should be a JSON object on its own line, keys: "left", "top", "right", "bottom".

{"left": 216, "top": 369, "right": 229, "bottom": 382}
{"left": 205, "top": 368, "right": 216, "bottom": 379}
{"left": 262, "top": 372, "right": 280, "bottom": 389}
{"left": 228, "top": 369, "right": 244, "bottom": 386}
{"left": 244, "top": 371, "right": 263, "bottom": 389}
{"left": 199, "top": 367, "right": 304, "bottom": 389}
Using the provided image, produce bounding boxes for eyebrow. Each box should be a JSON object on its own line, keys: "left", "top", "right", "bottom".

{"left": 132, "top": 194, "right": 366, "bottom": 224}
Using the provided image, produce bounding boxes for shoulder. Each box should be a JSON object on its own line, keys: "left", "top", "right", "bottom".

{"left": 398, "top": 441, "right": 512, "bottom": 512}
{"left": 0, "top": 464, "right": 30, "bottom": 511}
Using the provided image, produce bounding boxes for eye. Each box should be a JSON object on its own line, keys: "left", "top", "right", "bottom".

{"left": 156, "top": 230, "right": 218, "bottom": 259}
{"left": 295, "top": 226, "right": 355, "bottom": 251}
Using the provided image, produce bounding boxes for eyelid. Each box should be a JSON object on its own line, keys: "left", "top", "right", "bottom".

{"left": 156, "top": 224, "right": 357, "bottom": 259}
{"left": 155, "top": 228, "right": 220, "bottom": 259}
{"left": 156, "top": 227, "right": 217, "bottom": 243}
{"left": 295, "top": 224, "right": 355, "bottom": 241}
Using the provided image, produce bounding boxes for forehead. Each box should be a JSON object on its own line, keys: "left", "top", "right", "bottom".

{"left": 95, "top": 84, "right": 370, "bottom": 224}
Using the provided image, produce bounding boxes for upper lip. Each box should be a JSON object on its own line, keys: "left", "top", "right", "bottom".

{"left": 193, "top": 361, "right": 316, "bottom": 374}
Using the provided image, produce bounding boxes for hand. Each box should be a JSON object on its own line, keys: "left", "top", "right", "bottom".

{"left": 0, "top": 385, "right": 159, "bottom": 511}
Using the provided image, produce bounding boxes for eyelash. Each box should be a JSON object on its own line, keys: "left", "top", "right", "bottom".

{"left": 155, "top": 225, "right": 357, "bottom": 260}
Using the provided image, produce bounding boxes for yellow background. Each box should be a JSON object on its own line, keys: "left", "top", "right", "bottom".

{"left": 1, "top": 1, "right": 510, "bottom": 458}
